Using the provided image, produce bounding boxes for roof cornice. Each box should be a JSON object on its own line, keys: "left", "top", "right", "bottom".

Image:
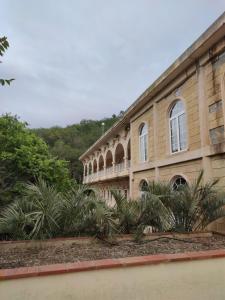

{"left": 80, "top": 12, "right": 225, "bottom": 161}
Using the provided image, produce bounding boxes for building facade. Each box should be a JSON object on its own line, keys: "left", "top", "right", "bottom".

{"left": 80, "top": 14, "right": 225, "bottom": 223}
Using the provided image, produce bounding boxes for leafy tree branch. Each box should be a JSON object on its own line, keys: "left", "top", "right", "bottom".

{"left": 0, "top": 36, "right": 14, "bottom": 86}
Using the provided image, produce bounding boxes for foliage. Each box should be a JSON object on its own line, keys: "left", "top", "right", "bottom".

{"left": 134, "top": 171, "right": 225, "bottom": 235}
{"left": 111, "top": 190, "right": 139, "bottom": 234}
{"left": 0, "top": 180, "right": 116, "bottom": 240}
{"left": 59, "top": 184, "right": 97, "bottom": 236}
{"left": 112, "top": 173, "right": 225, "bottom": 240}
{"left": 0, "top": 180, "right": 62, "bottom": 240}
{"left": 0, "top": 172, "right": 225, "bottom": 241}
{"left": 0, "top": 114, "right": 72, "bottom": 203}
{"left": 33, "top": 114, "right": 121, "bottom": 182}
{"left": 0, "top": 36, "right": 14, "bottom": 86}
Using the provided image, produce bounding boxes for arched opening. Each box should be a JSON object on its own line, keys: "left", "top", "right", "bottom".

{"left": 88, "top": 162, "right": 92, "bottom": 175}
{"left": 115, "top": 143, "right": 125, "bottom": 172}
{"left": 93, "top": 159, "right": 97, "bottom": 173}
{"left": 171, "top": 175, "right": 187, "bottom": 190}
{"left": 127, "top": 140, "right": 131, "bottom": 160}
{"left": 98, "top": 155, "right": 104, "bottom": 171}
{"left": 169, "top": 100, "right": 187, "bottom": 153}
{"left": 127, "top": 139, "right": 131, "bottom": 168}
{"left": 139, "top": 179, "right": 148, "bottom": 199}
{"left": 139, "top": 123, "right": 148, "bottom": 162}
{"left": 105, "top": 150, "right": 113, "bottom": 170}
{"left": 84, "top": 165, "right": 88, "bottom": 176}
{"left": 115, "top": 143, "right": 124, "bottom": 164}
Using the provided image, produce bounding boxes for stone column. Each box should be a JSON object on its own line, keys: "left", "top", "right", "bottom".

{"left": 197, "top": 63, "right": 212, "bottom": 182}
{"left": 96, "top": 163, "right": 99, "bottom": 181}
{"left": 124, "top": 156, "right": 128, "bottom": 170}
{"left": 221, "top": 73, "right": 225, "bottom": 129}
{"left": 112, "top": 161, "right": 115, "bottom": 174}
{"left": 153, "top": 102, "right": 159, "bottom": 181}
{"left": 103, "top": 164, "right": 106, "bottom": 177}
{"left": 83, "top": 163, "right": 86, "bottom": 183}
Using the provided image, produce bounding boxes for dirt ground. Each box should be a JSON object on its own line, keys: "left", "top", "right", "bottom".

{"left": 1, "top": 234, "right": 225, "bottom": 269}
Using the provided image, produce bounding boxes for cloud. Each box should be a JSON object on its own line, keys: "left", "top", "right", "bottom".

{"left": 0, "top": 0, "right": 225, "bottom": 127}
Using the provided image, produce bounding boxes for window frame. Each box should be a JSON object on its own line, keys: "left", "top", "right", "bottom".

{"left": 171, "top": 175, "right": 188, "bottom": 191}
{"left": 139, "top": 123, "right": 148, "bottom": 162}
{"left": 169, "top": 100, "right": 187, "bottom": 154}
{"left": 139, "top": 179, "right": 148, "bottom": 199}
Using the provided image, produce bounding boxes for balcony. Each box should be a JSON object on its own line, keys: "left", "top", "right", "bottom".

{"left": 83, "top": 161, "right": 131, "bottom": 184}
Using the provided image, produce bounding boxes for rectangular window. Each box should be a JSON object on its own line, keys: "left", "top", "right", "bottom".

{"left": 209, "top": 100, "right": 222, "bottom": 113}
{"left": 209, "top": 126, "right": 225, "bottom": 144}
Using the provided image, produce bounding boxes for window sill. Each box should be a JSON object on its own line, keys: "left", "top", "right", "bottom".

{"left": 168, "top": 148, "right": 189, "bottom": 157}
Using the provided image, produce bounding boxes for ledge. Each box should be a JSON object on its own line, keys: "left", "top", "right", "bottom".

{"left": 1, "top": 249, "right": 225, "bottom": 281}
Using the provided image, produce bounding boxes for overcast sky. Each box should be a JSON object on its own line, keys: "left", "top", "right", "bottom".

{"left": 1, "top": 1, "right": 225, "bottom": 128}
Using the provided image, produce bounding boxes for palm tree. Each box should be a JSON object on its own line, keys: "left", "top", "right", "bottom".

{"left": 0, "top": 180, "right": 116, "bottom": 240}
{"left": 0, "top": 179, "right": 63, "bottom": 239}
{"left": 111, "top": 189, "right": 139, "bottom": 234}
{"left": 138, "top": 171, "right": 225, "bottom": 233}
{"left": 0, "top": 197, "right": 33, "bottom": 240}
{"left": 59, "top": 184, "right": 92, "bottom": 235}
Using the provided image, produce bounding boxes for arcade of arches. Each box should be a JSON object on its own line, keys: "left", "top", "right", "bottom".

{"left": 83, "top": 135, "right": 131, "bottom": 202}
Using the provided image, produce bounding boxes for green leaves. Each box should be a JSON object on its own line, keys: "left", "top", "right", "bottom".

{"left": 113, "top": 173, "right": 225, "bottom": 240}
{"left": 0, "top": 170, "right": 224, "bottom": 241}
{"left": 0, "top": 114, "right": 72, "bottom": 201}
{"left": 0, "top": 36, "right": 9, "bottom": 56}
{"left": 0, "top": 36, "right": 14, "bottom": 86}
{"left": 33, "top": 116, "right": 120, "bottom": 182}
{"left": 0, "top": 79, "right": 15, "bottom": 86}
{"left": 137, "top": 172, "right": 225, "bottom": 234}
{"left": 0, "top": 180, "right": 116, "bottom": 240}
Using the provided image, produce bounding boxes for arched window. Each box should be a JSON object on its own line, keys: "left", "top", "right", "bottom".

{"left": 98, "top": 155, "right": 104, "bottom": 171}
{"left": 93, "top": 159, "right": 97, "bottom": 173}
{"left": 84, "top": 165, "right": 88, "bottom": 176}
{"left": 88, "top": 162, "right": 92, "bottom": 174}
{"left": 105, "top": 150, "right": 113, "bottom": 169}
{"left": 171, "top": 176, "right": 187, "bottom": 191}
{"left": 139, "top": 123, "right": 148, "bottom": 162}
{"left": 140, "top": 179, "right": 148, "bottom": 199}
{"left": 169, "top": 100, "right": 187, "bottom": 153}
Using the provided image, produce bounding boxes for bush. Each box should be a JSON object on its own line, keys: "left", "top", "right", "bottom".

{"left": 132, "top": 171, "right": 225, "bottom": 236}
{"left": 0, "top": 171, "right": 225, "bottom": 241}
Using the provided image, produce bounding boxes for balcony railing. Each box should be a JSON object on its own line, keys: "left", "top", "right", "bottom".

{"left": 106, "top": 166, "right": 113, "bottom": 175}
{"left": 115, "top": 162, "right": 125, "bottom": 173}
{"left": 98, "top": 169, "right": 105, "bottom": 177}
{"left": 84, "top": 160, "right": 131, "bottom": 183}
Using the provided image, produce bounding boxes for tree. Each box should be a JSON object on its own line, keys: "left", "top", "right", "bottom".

{"left": 0, "top": 114, "right": 72, "bottom": 203}
{"left": 0, "top": 180, "right": 115, "bottom": 240}
{"left": 33, "top": 114, "right": 119, "bottom": 182}
{"left": 0, "top": 37, "right": 14, "bottom": 86}
{"left": 133, "top": 172, "right": 225, "bottom": 235}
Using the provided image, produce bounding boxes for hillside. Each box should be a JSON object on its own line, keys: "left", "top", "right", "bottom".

{"left": 33, "top": 113, "right": 122, "bottom": 182}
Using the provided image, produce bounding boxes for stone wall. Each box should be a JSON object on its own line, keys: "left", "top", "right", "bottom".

{"left": 130, "top": 37, "right": 225, "bottom": 199}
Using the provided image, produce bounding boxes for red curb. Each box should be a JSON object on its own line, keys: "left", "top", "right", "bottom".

{"left": 1, "top": 249, "right": 225, "bottom": 281}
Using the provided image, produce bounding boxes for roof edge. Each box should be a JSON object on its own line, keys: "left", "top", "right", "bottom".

{"left": 80, "top": 12, "right": 225, "bottom": 161}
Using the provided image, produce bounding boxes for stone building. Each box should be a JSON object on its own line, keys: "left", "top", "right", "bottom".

{"left": 79, "top": 13, "right": 225, "bottom": 214}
